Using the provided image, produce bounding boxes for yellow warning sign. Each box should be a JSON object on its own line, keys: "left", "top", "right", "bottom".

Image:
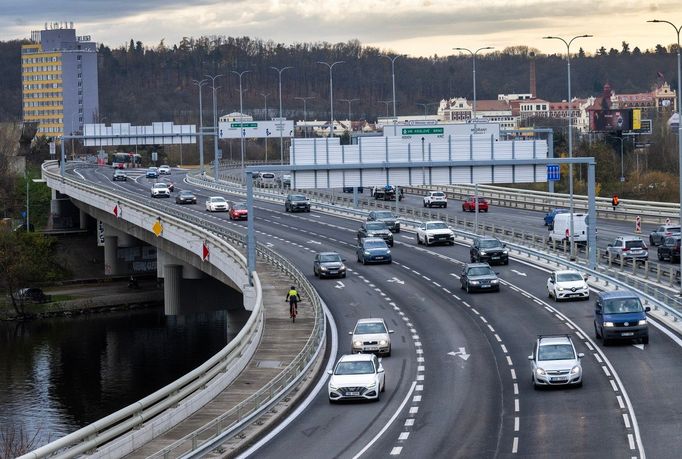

{"left": 152, "top": 220, "right": 163, "bottom": 237}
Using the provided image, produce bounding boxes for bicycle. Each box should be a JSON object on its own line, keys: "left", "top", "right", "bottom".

{"left": 288, "top": 299, "right": 298, "bottom": 323}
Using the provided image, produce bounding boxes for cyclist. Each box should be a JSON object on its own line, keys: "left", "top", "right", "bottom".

{"left": 286, "top": 285, "right": 300, "bottom": 320}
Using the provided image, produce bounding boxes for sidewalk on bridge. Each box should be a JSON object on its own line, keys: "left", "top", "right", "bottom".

{"left": 125, "top": 260, "right": 321, "bottom": 458}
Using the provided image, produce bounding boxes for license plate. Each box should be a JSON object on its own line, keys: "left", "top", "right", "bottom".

{"left": 480, "top": 285, "right": 490, "bottom": 288}
{"left": 365, "top": 347, "right": 378, "bottom": 351}
{"left": 375, "top": 256, "right": 384, "bottom": 260}
{"left": 622, "top": 332, "right": 634, "bottom": 337}
{"left": 347, "top": 391, "right": 360, "bottom": 396}
{"left": 551, "top": 377, "right": 568, "bottom": 382}
{"left": 492, "top": 256, "right": 500, "bottom": 260}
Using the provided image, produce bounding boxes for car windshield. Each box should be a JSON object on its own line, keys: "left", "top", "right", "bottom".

{"left": 367, "top": 223, "right": 387, "bottom": 230}
{"left": 290, "top": 195, "right": 306, "bottom": 201}
{"left": 479, "top": 239, "right": 501, "bottom": 248}
{"left": 148, "top": 167, "right": 157, "bottom": 171}
{"left": 211, "top": 198, "right": 226, "bottom": 203}
{"left": 232, "top": 204, "right": 246, "bottom": 210}
{"left": 431, "top": 192, "right": 445, "bottom": 197}
{"left": 470, "top": 196, "right": 485, "bottom": 202}
{"left": 467, "top": 267, "right": 494, "bottom": 277}
{"left": 426, "top": 222, "right": 448, "bottom": 230}
{"left": 320, "top": 254, "right": 341, "bottom": 262}
{"left": 355, "top": 322, "right": 387, "bottom": 334}
{"left": 180, "top": 191, "right": 193, "bottom": 196}
{"left": 538, "top": 344, "right": 575, "bottom": 361}
{"left": 364, "top": 241, "right": 387, "bottom": 249}
{"left": 334, "top": 361, "right": 375, "bottom": 375}
{"left": 153, "top": 184, "right": 167, "bottom": 188}
{"left": 374, "top": 212, "right": 394, "bottom": 219}
{"left": 625, "top": 240, "right": 645, "bottom": 249}
{"left": 603, "top": 298, "right": 643, "bottom": 314}
{"left": 556, "top": 272, "right": 583, "bottom": 282}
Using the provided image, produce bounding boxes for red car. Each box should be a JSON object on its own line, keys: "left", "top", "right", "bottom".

{"left": 229, "top": 202, "right": 248, "bottom": 220}
{"left": 462, "top": 196, "right": 489, "bottom": 212}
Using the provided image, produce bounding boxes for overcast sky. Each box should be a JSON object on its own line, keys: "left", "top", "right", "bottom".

{"left": 2, "top": 1, "right": 682, "bottom": 57}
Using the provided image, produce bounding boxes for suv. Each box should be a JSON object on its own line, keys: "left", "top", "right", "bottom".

{"left": 416, "top": 221, "right": 455, "bottom": 246}
{"left": 367, "top": 210, "right": 400, "bottom": 233}
{"left": 528, "top": 335, "right": 583, "bottom": 389}
{"left": 112, "top": 169, "right": 127, "bottom": 181}
{"left": 285, "top": 194, "right": 311, "bottom": 212}
{"left": 349, "top": 318, "right": 394, "bottom": 356}
{"left": 470, "top": 236, "right": 509, "bottom": 265}
{"left": 150, "top": 182, "right": 171, "bottom": 198}
{"left": 594, "top": 290, "right": 650, "bottom": 345}
{"left": 357, "top": 222, "right": 394, "bottom": 247}
{"left": 423, "top": 191, "right": 447, "bottom": 208}
{"left": 606, "top": 236, "right": 648, "bottom": 262}
{"left": 657, "top": 235, "right": 681, "bottom": 262}
{"left": 158, "top": 165, "right": 171, "bottom": 175}
{"left": 356, "top": 237, "right": 392, "bottom": 264}
{"left": 649, "top": 224, "right": 680, "bottom": 246}
{"left": 462, "top": 196, "right": 489, "bottom": 212}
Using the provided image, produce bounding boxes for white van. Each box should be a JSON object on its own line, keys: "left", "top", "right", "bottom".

{"left": 257, "top": 172, "right": 276, "bottom": 187}
{"left": 549, "top": 213, "right": 588, "bottom": 244}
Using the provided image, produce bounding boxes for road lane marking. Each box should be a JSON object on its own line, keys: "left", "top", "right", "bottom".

{"left": 512, "top": 437, "right": 519, "bottom": 454}
{"left": 514, "top": 417, "right": 520, "bottom": 431}
{"left": 398, "top": 432, "right": 409, "bottom": 441}
{"left": 390, "top": 447, "right": 402, "bottom": 455}
{"left": 404, "top": 419, "right": 414, "bottom": 427}
{"left": 623, "top": 413, "right": 631, "bottom": 429}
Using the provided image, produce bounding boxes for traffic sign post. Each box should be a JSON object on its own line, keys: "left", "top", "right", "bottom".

{"left": 635, "top": 216, "right": 641, "bottom": 234}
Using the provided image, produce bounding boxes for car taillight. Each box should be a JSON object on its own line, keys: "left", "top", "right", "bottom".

{"left": 622, "top": 247, "right": 629, "bottom": 252}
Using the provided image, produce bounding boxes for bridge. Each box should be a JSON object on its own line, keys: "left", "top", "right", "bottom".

{"left": 22, "top": 159, "right": 682, "bottom": 458}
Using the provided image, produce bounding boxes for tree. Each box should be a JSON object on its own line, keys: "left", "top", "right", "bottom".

{"left": 0, "top": 231, "right": 60, "bottom": 317}
{"left": 621, "top": 41, "right": 631, "bottom": 55}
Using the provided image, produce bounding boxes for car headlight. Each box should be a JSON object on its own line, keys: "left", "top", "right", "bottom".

{"left": 320, "top": 267, "right": 328, "bottom": 271}
{"left": 502, "top": 250, "right": 509, "bottom": 254}
{"left": 353, "top": 340, "right": 362, "bottom": 347}
{"left": 470, "top": 280, "right": 480, "bottom": 285}
{"left": 535, "top": 368, "right": 546, "bottom": 376}
{"left": 571, "top": 365, "right": 581, "bottom": 375}
{"left": 329, "top": 382, "right": 338, "bottom": 390}
{"left": 603, "top": 321, "right": 615, "bottom": 327}
{"left": 379, "top": 339, "right": 388, "bottom": 346}
{"left": 340, "top": 266, "right": 346, "bottom": 271}
{"left": 366, "top": 382, "right": 377, "bottom": 389}
{"left": 386, "top": 249, "right": 391, "bottom": 254}
{"left": 368, "top": 232, "right": 376, "bottom": 236}
{"left": 490, "top": 279, "right": 499, "bottom": 284}
{"left": 638, "top": 319, "right": 647, "bottom": 325}
{"left": 364, "top": 251, "right": 370, "bottom": 256}
{"left": 557, "top": 286, "right": 565, "bottom": 291}
{"left": 480, "top": 251, "right": 487, "bottom": 256}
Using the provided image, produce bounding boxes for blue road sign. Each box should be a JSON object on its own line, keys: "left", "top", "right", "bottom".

{"left": 547, "top": 164, "right": 560, "bottom": 181}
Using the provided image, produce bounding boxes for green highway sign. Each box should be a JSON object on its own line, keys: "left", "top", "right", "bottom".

{"left": 231, "top": 122, "right": 258, "bottom": 128}
{"left": 401, "top": 127, "right": 444, "bottom": 135}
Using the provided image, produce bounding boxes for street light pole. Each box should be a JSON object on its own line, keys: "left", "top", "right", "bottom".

{"left": 453, "top": 46, "right": 494, "bottom": 127}
{"left": 231, "top": 70, "right": 251, "bottom": 172}
{"left": 294, "top": 96, "right": 315, "bottom": 138}
{"left": 339, "top": 98, "right": 359, "bottom": 134}
{"left": 261, "top": 92, "right": 270, "bottom": 161}
{"left": 318, "top": 61, "right": 345, "bottom": 138}
{"left": 205, "top": 74, "right": 223, "bottom": 179}
{"left": 648, "top": 19, "right": 682, "bottom": 293}
{"left": 379, "top": 100, "right": 391, "bottom": 118}
{"left": 271, "top": 66, "right": 293, "bottom": 165}
{"left": 608, "top": 135, "right": 625, "bottom": 193}
{"left": 192, "top": 79, "right": 208, "bottom": 173}
{"left": 382, "top": 55, "right": 400, "bottom": 135}
{"left": 543, "top": 34, "right": 592, "bottom": 260}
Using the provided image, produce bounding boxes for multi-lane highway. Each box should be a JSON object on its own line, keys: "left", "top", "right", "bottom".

{"left": 72, "top": 165, "right": 682, "bottom": 458}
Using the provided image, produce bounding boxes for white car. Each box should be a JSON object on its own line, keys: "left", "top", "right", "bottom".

{"left": 150, "top": 182, "right": 171, "bottom": 198}
{"left": 416, "top": 221, "right": 455, "bottom": 246}
{"left": 328, "top": 353, "right": 385, "bottom": 403}
{"left": 158, "top": 165, "right": 171, "bottom": 175}
{"left": 205, "top": 196, "right": 229, "bottom": 212}
{"left": 547, "top": 269, "right": 589, "bottom": 301}
{"left": 423, "top": 191, "right": 448, "bottom": 208}
{"left": 349, "top": 318, "right": 394, "bottom": 356}
{"left": 529, "top": 335, "right": 583, "bottom": 389}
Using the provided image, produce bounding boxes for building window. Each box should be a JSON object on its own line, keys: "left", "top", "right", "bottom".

{"left": 77, "top": 55, "right": 81, "bottom": 61}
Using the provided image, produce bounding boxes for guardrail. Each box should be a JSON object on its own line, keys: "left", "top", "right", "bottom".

{"left": 23, "top": 162, "right": 325, "bottom": 459}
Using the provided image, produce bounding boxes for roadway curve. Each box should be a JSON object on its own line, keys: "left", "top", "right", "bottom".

{"left": 71, "top": 166, "right": 682, "bottom": 458}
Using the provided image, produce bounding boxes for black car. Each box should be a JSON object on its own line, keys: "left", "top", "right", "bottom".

{"left": 15, "top": 287, "right": 50, "bottom": 303}
{"left": 343, "top": 186, "right": 364, "bottom": 193}
{"left": 113, "top": 170, "right": 127, "bottom": 181}
{"left": 357, "top": 221, "right": 394, "bottom": 247}
{"left": 367, "top": 210, "right": 400, "bottom": 233}
{"left": 460, "top": 263, "right": 500, "bottom": 293}
{"left": 285, "top": 194, "right": 311, "bottom": 212}
{"left": 657, "top": 235, "right": 681, "bottom": 262}
{"left": 313, "top": 252, "right": 347, "bottom": 278}
{"left": 470, "top": 237, "right": 509, "bottom": 265}
{"left": 175, "top": 190, "right": 197, "bottom": 204}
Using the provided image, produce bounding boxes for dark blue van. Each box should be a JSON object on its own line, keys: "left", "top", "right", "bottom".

{"left": 594, "top": 290, "right": 650, "bottom": 345}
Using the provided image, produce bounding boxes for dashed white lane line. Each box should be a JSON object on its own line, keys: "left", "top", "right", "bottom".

{"left": 602, "top": 366, "right": 612, "bottom": 377}
{"left": 390, "top": 447, "right": 403, "bottom": 455}
{"left": 594, "top": 353, "right": 603, "bottom": 363}
{"left": 512, "top": 437, "right": 519, "bottom": 454}
{"left": 514, "top": 417, "right": 520, "bottom": 431}
{"left": 413, "top": 395, "right": 422, "bottom": 402}
{"left": 617, "top": 396, "right": 625, "bottom": 409}
{"left": 404, "top": 419, "right": 415, "bottom": 427}
{"left": 610, "top": 380, "right": 620, "bottom": 392}
{"left": 398, "top": 432, "right": 410, "bottom": 441}
{"left": 513, "top": 383, "right": 519, "bottom": 395}
{"left": 514, "top": 399, "right": 520, "bottom": 412}
{"left": 623, "top": 413, "right": 631, "bottom": 429}
{"left": 506, "top": 356, "right": 514, "bottom": 366}
{"left": 415, "top": 385, "right": 424, "bottom": 391}
{"left": 510, "top": 369, "right": 517, "bottom": 380}
{"left": 501, "top": 344, "right": 508, "bottom": 353}
{"left": 628, "top": 434, "right": 636, "bottom": 450}
{"left": 409, "top": 406, "right": 419, "bottom": 414}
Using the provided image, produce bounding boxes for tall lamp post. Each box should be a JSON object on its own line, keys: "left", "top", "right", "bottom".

{"left": 318, "top": 61, "right": 345, "bottom": 138}
{"left": 205, "top": 74, "right": 224, "bottom": 179}
{"left": 382, "top": 55, "right": 400, "bottom": 135}
{"left": 648, "top": 19, "right": 682, "bottom": 293}
{"left": 339, "top": 98, "right": 359, "bottom": 134}
{"left": 378, "top": 100, "right": 391, "bottom": 118}
{"left": 608, "top": 135, "right": 626, "bottom": 193}
{"left": 453, "top": 46, "right": 494, "bottom": 125}
{"left": 543, "top": 34, "right": 591, "bottom": 260}
{"left": 295, "top": 96, "right": 315, "bottom": 138}
{"left": 271, "top": 66, "right": 293, "bottom": 165}
{"left": 192, "top": 78, "right": 208, "bottom": 173}
{"left": 231, "top": 70, "right": 251, "bottom": 172}
{"left": 261, "top": 92, "right": 270, "bottom": 161}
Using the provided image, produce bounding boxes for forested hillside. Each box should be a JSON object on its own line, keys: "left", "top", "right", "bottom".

{"left": 0, "top": 37, "right": 679, "bottom": 125}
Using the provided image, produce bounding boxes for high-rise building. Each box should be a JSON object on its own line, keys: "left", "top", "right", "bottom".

{"left": 21, "top": 22, "right": 99, "bottom": 138}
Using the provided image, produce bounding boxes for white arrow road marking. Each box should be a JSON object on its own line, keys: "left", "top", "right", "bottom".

{"left": 448, "top": 347, "right": 470, "bottom": 361}
{"left": 401, "top": 235, "right": 413, "bottom": 240}
{"left": 387, "top": 277, "right": 405, "bottom": 285}
{"left": 511, "top": 269, "right": 527, "bottom": 277}
{"left": 335, "top": 281, "right": 345, "bottom": 289}
{"left": 307, "top": 240, "right": 322, "bottom": 245}
{"left": 632, "top": 344, "right": 645, "bottom": 350}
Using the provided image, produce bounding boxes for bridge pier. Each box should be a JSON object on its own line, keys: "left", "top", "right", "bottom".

{"left": 164, "top": 264, "right": 182, "bottom": 315}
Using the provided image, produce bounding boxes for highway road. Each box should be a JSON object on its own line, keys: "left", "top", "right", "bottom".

{"left": 72, "top": 166, "right": 682, "bottom": 458}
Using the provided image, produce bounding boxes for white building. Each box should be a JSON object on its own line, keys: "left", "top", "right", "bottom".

{"left": 219, "top": 112, "right": 253, "bottom": 123}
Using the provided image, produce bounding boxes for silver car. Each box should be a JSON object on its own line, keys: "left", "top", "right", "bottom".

{"left": 350, "top": 318, "right": 394, "bottom": 356}
{"left": 529, "top": 335, "right": 583, "bottom": 389}
{"left": 606, "top": 236, "right": 648, "bottom": 262}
